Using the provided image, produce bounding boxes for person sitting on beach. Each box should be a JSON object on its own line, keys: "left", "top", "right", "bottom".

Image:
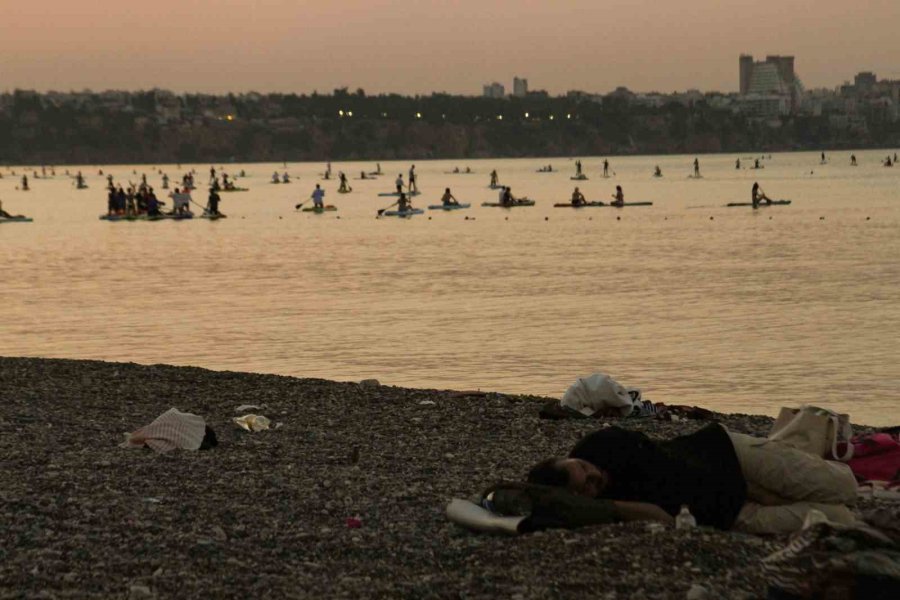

{"left": 311, "top": 184, "right": 325, "bottom": 209}
{"left": 571, "top": 187, "right": 586, "bottom": 207}
{"left": 526, "top": 423, "right": 857, "bottom": 534}
{"left": 611, "top": 185, "right": 624, "bottom": 206}
{"left": 752, "top": 182, "right": 771, "bottom": 208}
{"left": 441, "top": 188, "right": 459, "bottom": 207}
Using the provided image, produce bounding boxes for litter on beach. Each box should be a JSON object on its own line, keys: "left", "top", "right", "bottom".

{"left": 233, "top": 414, "right": 271, "bottom": 431}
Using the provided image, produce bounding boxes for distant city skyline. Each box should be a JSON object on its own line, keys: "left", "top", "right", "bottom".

{"left": 2, "top": 1, "right": 899, "bottom": 96}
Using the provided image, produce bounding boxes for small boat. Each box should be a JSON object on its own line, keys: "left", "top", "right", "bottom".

{"left": 0, "top": 216, "right": 33, "bottom": 223}
{"left": 481, "top": 200, "right": 536, "bottom": 207}
{"left": 381, "top": 208, "right": 424, "bottom": 217}
{"left": 378, "top": 191, "right": 421, "bottom": 197}
{"left": 302, "top": 205, "right": 338, "bottom": 213}
{"left": 553, "top": 202, "right": 606, "bottom": 208}
{"left": 726, "top": 200, "right": 791, "bottom": 207}
{"left": 427, "top": 203, "right": 471, "bottom": 211}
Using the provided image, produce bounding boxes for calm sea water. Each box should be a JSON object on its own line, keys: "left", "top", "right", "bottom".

{"left": 2, "top": 150, "right": 898, "bottom": 425}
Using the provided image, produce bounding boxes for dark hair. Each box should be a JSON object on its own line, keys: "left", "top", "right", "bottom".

{"left": 526, "top": 458, "right": 568, "bottom": 487}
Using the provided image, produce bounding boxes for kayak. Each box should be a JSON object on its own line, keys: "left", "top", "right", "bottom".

{"left": 378, "top": 191, "right": 421, "bottom": 197}
{"left": 381, "top": 209, "right": 424, "bottom": 217}
{"left": 605, "top": 202, "right": 653, "bottom": 207}
{"left": 427, "top": 203, "right": 471, "bottom": 210}
{"left": 570, "top": 175, "right": 589, "bottom": 181}
{"left": 302, "top": 205, "right": 337, "bottom": 212}
{"left": 553, "top": 202, "right": 606, "bottom": 208}
{"left": 0, "top": 216, "right": 33, "bottom": 223}
{"left": 726, "top": 200, "right": 791, "bottom": 207}
{"left": 200, "top": 213, "right": 227, "bottom": 219}
{"left": 481, "top": 200, "right": 536, "bottom": 207}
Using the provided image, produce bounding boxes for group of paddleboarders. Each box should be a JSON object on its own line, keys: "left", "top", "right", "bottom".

{"left": 106, "top": 184, "right": 164, "bottom": 217}
{"left": 562, "top": 185, "right": 625, "bottom": 207}
{"left": 394, "top": 167, "right": 420, "bottom": 194}
{"left": 272, "top": 171, "right": 291, "bottom": 184}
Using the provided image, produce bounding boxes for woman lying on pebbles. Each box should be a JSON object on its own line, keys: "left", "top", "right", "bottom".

{"left": 527, "top": 422, "right": 857, "bottom": 534}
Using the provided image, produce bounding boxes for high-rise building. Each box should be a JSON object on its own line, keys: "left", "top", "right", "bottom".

{"left": 513, "top": 77, "right": 528, "bottom": 98}
{"left": 855, "top": 72, "right": 877, "bottom": 93}
{"left": 738, "top": 54, "right": 802, "bottom": 113}
{"left": 482, "top": 82, "right": 505, "bottom": 98}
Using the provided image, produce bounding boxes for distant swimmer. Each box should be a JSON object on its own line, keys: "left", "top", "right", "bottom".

{"left": 654, "top": 165, "right": 662, "bottom": 178}
{"left": 571, "top": 187, "right": 586, "bottom": 207}
{"left": 751, "top": 182, "right": 772, "bottom": 208}
{"left": 311, "top": 184, "right": 325, "bottom": 208}
{"left": 408, "top": 164, "right": 418, "bottom": 193}
{"left": 611, "top": 185, "right": 624, "bottom": 207}
{"left": 736, "top": 158, "right": 741, "bottom": 170}
{"left": 490, "top": 169, "right": 499, "bottom": 188}
{"left": 693, "top": 158, "right": 701, "bottom": 178}
{"left": 395, "top": 174, "right": 405, "bottom": 194}
{"left": 440, "top": 188, "right": 460, "bottom": 206}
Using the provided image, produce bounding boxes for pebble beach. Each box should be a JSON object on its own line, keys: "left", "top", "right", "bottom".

{"left": 0, "top": 356, "right": 891, "bottom": 599}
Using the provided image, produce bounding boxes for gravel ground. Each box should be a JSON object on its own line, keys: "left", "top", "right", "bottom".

{"left": 0, "top": 357, "right": 890, "bottom": 599}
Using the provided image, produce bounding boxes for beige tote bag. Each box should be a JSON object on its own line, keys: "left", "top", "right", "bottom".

{"left": 768, "top": 405, "right": 854, "bottom": 461}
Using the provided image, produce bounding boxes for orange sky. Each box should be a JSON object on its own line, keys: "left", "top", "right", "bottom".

{"left": 1, "top": 0, "right": 898, "bottom": 95}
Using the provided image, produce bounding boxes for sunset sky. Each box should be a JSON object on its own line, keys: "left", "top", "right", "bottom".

{"left": 2, "top": 0, "right": 898, "bottom": 95}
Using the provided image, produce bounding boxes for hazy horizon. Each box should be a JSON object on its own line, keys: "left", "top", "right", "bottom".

{"left": 2, "top": 1, "right": 899, "bottom": 96}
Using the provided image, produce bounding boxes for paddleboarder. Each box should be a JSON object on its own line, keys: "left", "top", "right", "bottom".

{"left": 338, "top": 172, "right": 350, "bottom": 192}
{"left": 571, "top": 187, "right": 586, "bottom": 207}
{"left": 490, "top": 170, "right": 499, "bottom": 188}
{"left": 751, "top": 182, "right": 771, "bottom": 208}
{"left": 208, "top": 187, "right": 221, "bottom": 216}
{"left": 311, "top": 184, "right": 325, "bottom": 209}
{"left": 693, "top": 158, "right": 701, "bottom": 178}
{"left": 654, "top": 166, "right": 662, "bottom": 178}
{"left": 611, "top": 185, "right": 624, "bottom": 207}
{"left": 21, "top": 175, "right": 29, "bottom": 191}
{"left": 603, "top": 159, "right": 609, "bottom": 177}
{"left": 395, "top": 174, "right": 405, "bottom": 194}
{"left": 440, "top": 188, "right": 460, "bottom": 207}
{"left": 408, "top": 165, "right": 418, "bottom": 193}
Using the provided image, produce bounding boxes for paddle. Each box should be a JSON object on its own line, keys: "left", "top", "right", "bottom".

{"left": 377, "top": 198, "right": 403, "bottom": 216}
{"left": 295, "top": 201, "right": 306, "bottom": 210}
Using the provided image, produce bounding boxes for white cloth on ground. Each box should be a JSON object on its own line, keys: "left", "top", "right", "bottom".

{"left": 120, "top": 408, "right": 207, "bottom": 453}
{"left": 560, "top": 373, "right": 644, "bottom": 417}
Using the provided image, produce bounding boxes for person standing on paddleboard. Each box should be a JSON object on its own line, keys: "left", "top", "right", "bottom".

{"left": 311, "top": 184, "right": 325, "bottom": 209}
{"left": 693, "top": 158, "right": 701, "bottom": 178}
{"left": 395, "top": 174, "right": 405, "bottom": 194}
{"left": 408, "top": 165, "right": 418, "bottom": 193}
{"left": 208, "top": 187, "right": 221, "bottom": 216}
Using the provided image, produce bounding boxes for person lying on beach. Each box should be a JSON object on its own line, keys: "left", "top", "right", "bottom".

{"left": 527, "top": 423, "right": 857, "bottom": 534}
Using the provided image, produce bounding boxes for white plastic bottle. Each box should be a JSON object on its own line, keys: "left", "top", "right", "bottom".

{"left": 675, "top": 505, "right": 697, "bottom": 530}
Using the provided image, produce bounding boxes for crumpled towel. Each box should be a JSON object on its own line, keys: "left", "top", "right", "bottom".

{"left": 120, "top": 408, "right": 207, "bottom": 453}
{"left": 561, "top": 373, "right": 643, "bottom": 417}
